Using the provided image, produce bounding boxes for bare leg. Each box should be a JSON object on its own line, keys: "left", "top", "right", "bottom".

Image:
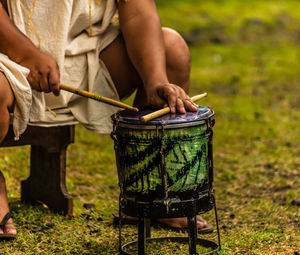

{"left": 100, "top": 27, "right": 191, "bottom": 105}
{"left": 133, "top": 27, "right": 191, "bottom": 107}
{"left": 0, "top": 71, "right": 17, "bottom": 237}
{"left": 100, "top": 28, "right": 209, "bottom": 231}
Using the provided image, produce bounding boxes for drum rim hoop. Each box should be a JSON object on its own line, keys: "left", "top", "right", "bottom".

{"left": 112, "top": 111, "right": 215, "bottom": 130}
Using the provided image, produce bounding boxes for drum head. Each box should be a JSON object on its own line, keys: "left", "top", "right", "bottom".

{"left": 112, "top": 106, "right": 214, "bottom": 128}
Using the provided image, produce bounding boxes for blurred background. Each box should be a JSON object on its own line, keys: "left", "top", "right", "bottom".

{"left": 0, "top": 0, "right": 299, "bottom": 254}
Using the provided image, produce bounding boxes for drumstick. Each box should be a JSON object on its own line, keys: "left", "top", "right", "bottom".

{"left": 140, "top": 93, "right": 208, "bottom": 123}
{"left": 60, "top": 84, "right": 138, "bottom": 112}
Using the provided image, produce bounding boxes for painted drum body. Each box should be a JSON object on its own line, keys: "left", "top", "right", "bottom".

{"left": 111, "top": 106, "right": 215, "bottom": 202}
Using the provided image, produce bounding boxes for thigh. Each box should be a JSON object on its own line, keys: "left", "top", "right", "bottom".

{"left": 99, "top": 27, "right": 190, "bottom": 103}
{"left": 99, "top": 34, "right": 142, "bottom": 100}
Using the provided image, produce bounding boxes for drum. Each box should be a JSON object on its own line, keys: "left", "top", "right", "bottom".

{"left": 111, "top": 106, "right": 215, "bottom": 204}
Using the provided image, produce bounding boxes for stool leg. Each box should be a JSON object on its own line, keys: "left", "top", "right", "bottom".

{"left": 21, "top": 144, "right": 73, "bottom": 215}
{"left": 20, "top": 125, "right": 74, "bottom": 216}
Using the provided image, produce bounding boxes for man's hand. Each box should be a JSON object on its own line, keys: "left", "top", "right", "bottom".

{"left": 0, "top": 4, "right": 60, "bottom": 96}
{"left": 19, "top": 49, "right": 60, "bottom": 96}
{"left": 145, "top": 83, "right": 198, "bottom": 114}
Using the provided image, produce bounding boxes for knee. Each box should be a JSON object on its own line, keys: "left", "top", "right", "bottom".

{"left": 163, "top": 27, "right": 191, "bottom": 83}
{"left": 0, "top": 73, "right": 14, "bottom": 111}
{"left": 0, "top": 101, "right": 10, "bottom": 142}
{"left": 0, "top": 109, "right": 9, "bottom": 143}
{"left": 0, "top": 73, "right": 13, "bottom": 143}
{"left": 0, "top": 171, "right": 5, "bottom": 184}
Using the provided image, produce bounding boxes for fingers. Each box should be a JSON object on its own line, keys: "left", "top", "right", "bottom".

{"left": 174, "top": 96, "right": 198, "bottom": 114}
{"left": 40, "top": 71, "right": 51, "bottom": 93}
{"left": 157, "top": 85, "right": 178, "bottom": 113}
{"left": 27, "top": 71, "right": 42, "bottom": 92}
{"left": 175, "top": 98, "right": 185, "bottom": 114}
{"left": 167, "top": 93, "right": 177, "bottom": 113}
{"left": 28, "top": 63, "right": 60, "bottom": 96}
{"left": 48, "top": 63, "right": 60, "bottom": 96}
{"left": 183, "top": 97, "right": 198, "bottom": 112}
{"left": 157, "top": 84, "right": 198, "bottom": 114}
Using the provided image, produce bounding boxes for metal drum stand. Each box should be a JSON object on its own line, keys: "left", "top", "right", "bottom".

{"left": 118, "top": 190, "right": 221, "bottom": 255}
{"left": 111, "top": 108, "right": 221, "bottom": 255}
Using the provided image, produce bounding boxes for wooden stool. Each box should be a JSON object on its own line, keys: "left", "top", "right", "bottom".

{"left": 0, "top": 124, "right": 75, "bottom": 215}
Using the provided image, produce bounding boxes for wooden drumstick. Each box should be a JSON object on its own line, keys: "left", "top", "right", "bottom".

{"left": 60, "top": 84, "right": 138, "bottom": 112}
{"left": 140, "top": 93, "right": 208, "bottom": 123}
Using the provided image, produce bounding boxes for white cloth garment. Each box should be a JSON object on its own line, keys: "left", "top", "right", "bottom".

{"left": 0, "top": 0, "right": 121, "bottom": 139}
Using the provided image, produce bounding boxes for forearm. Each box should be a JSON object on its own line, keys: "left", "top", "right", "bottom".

{"left": 0, "top": 3, "right": 38, "bottom": 63}
{"left": 118, "top": 0, "right": 168, "bottom": 87}
{"left": 0, "top": 0, "right": 7, "bottom": 11}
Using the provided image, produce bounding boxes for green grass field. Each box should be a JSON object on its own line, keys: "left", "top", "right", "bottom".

{"left": 0, "top": 0, "right": 299, "bottom": 254}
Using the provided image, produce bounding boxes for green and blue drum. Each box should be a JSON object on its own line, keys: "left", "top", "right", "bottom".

{"left": 111, "top": 106, "right": 215, "bottom": 207}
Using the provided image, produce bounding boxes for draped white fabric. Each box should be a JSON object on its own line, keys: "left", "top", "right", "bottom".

{"left": 0, "top": 0, "right": 121, "bottom": 139}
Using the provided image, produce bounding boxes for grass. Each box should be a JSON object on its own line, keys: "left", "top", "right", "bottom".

{"left": 1, "top": 0, "right": 300, "bottom": 254}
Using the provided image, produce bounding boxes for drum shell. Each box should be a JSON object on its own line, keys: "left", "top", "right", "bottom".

{"left": 113, "top": 117, "right": 214, "bottom": 202}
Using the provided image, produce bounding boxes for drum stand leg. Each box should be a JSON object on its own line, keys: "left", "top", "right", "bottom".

{"left": 187, "top": 201, "right": 198, "bottom": 255}
{"left": 145, "top": 218, "right": 151, "bottom": 239}
{"left": 138, "top": 217, "right": 145, "bottom": 255}
{"left": 119, "top": 198, "right": 220, "bottom": 255}
{"left": 119, "top": 201, "right": 123, "bottom": 255}
{"left": 213, "top": 197, "right": 221, "bottom": 251}
{"left": 138, "top": 217, "right": 151, "bottom": 255}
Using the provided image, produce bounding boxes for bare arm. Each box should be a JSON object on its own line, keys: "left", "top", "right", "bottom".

{"left": 0, "top": 2, "right": 60, "bottom": 95}
{"left": 118, "top": 0, "right": 197, "bottom": 113}
{"left": 0, "top": 0, "right": 7, "bottom": 13}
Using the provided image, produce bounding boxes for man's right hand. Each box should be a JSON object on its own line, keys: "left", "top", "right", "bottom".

{"left": 19, "top": 49, "right": 60, "bottom": 96}
{"left": 0, "top": 2, "right": 60, "bottom": 96}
